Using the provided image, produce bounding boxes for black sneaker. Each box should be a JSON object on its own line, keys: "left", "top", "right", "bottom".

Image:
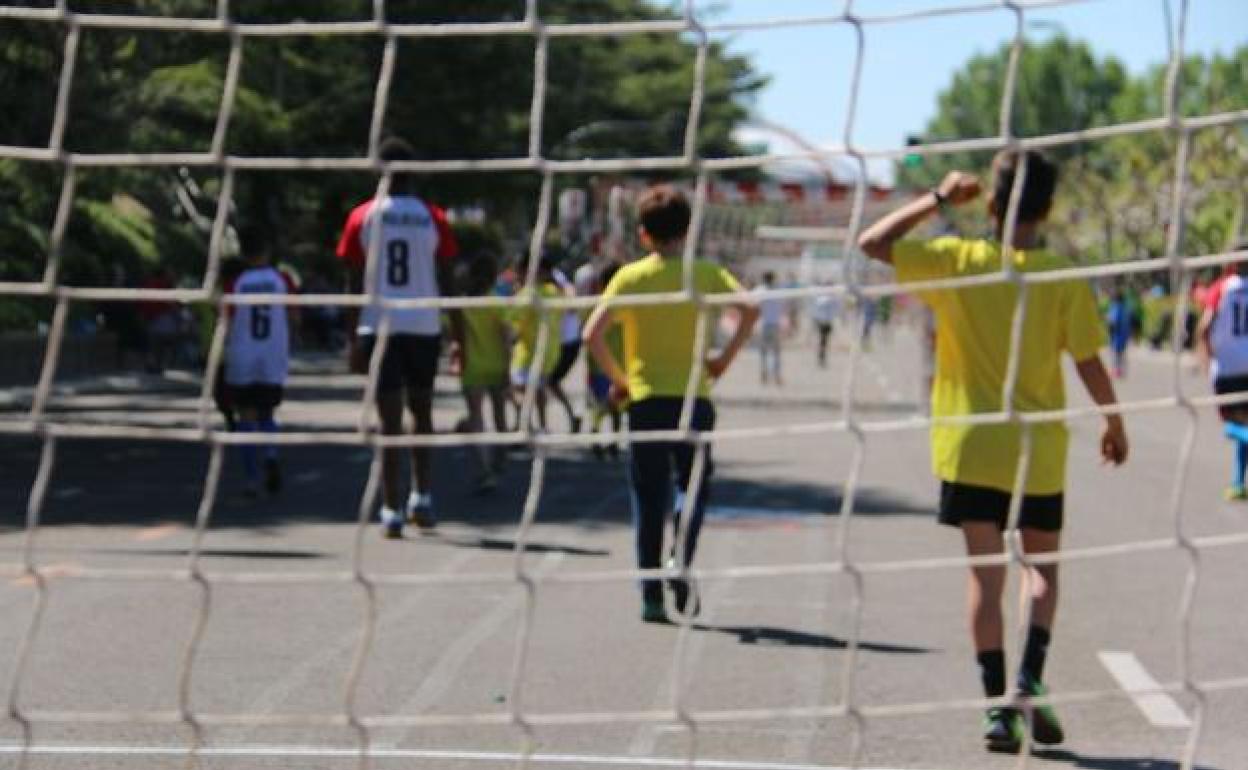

{"left": 1018, "top": 674, "right": 1064, "bottom": 745}
{"left": 264, "top": 458, "right": 282, "bottom": 496}
{"left": 983, "top": 707, "right": 1024, "bottom": 753}
{"left": 640, "top": 597, "right": 667, "bottom": 624}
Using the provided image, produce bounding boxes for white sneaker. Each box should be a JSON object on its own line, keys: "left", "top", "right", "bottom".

{"left": 406, "top": 492, "right": 437, "bottom": 530}
{"left": 379, "top": 506, "right": 403, "bottom": 539}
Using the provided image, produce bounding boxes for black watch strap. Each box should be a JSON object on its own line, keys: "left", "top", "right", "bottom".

{"left": 930, "top": 188, "right": 948, "bottom": 208}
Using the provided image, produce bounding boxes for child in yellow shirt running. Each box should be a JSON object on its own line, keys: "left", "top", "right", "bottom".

{"left": 583, "top": 185, "right": 759, "bottom": 623}
{"left": 858, "top": 151, "right": 1128, "bottom": 753}
{"left": 510, "top": 250, "right": 563, "bottom": 431}
{"left": 450, "top": 252, "right": 511, "bottom": 493}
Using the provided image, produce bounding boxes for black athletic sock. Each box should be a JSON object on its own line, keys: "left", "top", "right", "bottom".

{"left": 977, "top": 649, "right": 1006, "bottom": 699}
{"left": 1020, "top": 625, "right": 1051, "bottom": 684}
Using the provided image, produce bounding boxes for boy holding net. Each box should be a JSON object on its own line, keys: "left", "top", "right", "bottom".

{"left": 858, "top": 151, "right": 1128, "bottom": 752}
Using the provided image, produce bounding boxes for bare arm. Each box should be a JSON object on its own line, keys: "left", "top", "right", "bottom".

{"left": 344, "top": 266, "right": 366, "bottom": 373}
{"left": 1196, "top": 306, "right": 1215, "bottom": 374}
{"left": 582, "top": 305, "right": 629, "bottom": 399}
{"left": 856, "top": 171, "right": 981, "bottom": 264}
{"left": 1074, "top": 355, "right": 1128, "bottom": 465}
{"left": 706, "top": 301, "right": 760, "bottom": 379}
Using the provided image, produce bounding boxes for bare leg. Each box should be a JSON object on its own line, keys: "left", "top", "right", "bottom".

{"left": 462, "top": 387, "right": 490, "bottom": 474}
{"left": 375, "top": 389, "right": 406, "bottom": 511}
{"left": 1020, "top": 527, "right": 1060, "bottom": 631}
{"left": 407, "top": 387, "right": 434, "bottom": 496}
{"left": 961, "top": 521, "right": 1007, "bottom": 653}
{"left": 547, "top": 379, "right": 578, "bottom": 431}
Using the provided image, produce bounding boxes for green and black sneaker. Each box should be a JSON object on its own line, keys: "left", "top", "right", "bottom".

{"left": 983, "top": 707, "right": 1025, "bottom": 753}
{"left": 1019, "top": 674, "right": 1065, "bottom": 745}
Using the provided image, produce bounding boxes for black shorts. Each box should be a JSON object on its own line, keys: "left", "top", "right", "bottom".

{"left": 549, "top": 341, "right": 581, "bottom": 385}
{"left": 938, "top": 481, "right": 1063, "bottom": 532}
{"left": 1214, "top": 374, "right": 1248, "bottom": 421}
{"left": 360, "top": 333, "right": 441, "bottom": 393}
{"left": 231, "top": 383, "right": 284, "bottom": 411}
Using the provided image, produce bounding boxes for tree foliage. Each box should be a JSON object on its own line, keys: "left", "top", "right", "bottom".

{"left": 0, "top": 0, "right": 765, "bottom": 329}
{"left": 898, "top": 37, "right": 1247, "bottom": 271}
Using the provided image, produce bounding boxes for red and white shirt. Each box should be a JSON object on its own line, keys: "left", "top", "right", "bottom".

{"left": 335, "top": 195, "right": 459, "bottom": 336}
{"left": 1208, "top": 274, "right": 1248, "bottom": 381}
{"left": 225, "top": 266, "right": 296, "bottom": 386}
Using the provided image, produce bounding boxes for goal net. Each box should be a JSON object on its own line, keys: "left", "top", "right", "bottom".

{"left": 1, "top": 1, "right": 1246, "bottom": 769}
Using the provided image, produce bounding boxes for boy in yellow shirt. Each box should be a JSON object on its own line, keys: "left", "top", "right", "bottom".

{"left": 450, "top": 251, "right": 511, "bottom": 492}
{"left": 510, "top": 251, "right": 563, "bottom": 431}
{"left": 583, "top": 185, "right": 759, "bottom": 623}
{"left": 858, "top": 151, "right": 1128, "bottom": 752}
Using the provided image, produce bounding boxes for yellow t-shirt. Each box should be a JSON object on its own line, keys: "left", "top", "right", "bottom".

{"left": 600, "top": 253, "right": 743, "bottom": 401}
{"left": 461, "top": 305, "right": 508, "bottom": 388}
{"left": 894, "top": 236, "right": 1107, "bottom": 495}
{"left": 509, "top": 283, "right": 562, "bottom": 376}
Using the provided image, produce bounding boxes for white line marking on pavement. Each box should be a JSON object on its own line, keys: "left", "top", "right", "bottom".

{"left": 385, "top": 550, "right": 565, "bottom": 747}
{"left": 235, "top": 549, "right": 479, "bottom": 741}
{"left": 629, "top": 533, "right": 741, "bottom": 758}
{"left": 0, "top": 743, "right": 919, "bottom": 769}
{"left": 1097, "top": 650, "right": 1192, "bottom": 728}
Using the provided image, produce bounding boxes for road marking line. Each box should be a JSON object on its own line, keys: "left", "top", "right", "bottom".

{"left": 134, "top": 523, "right": 181, "bottom": 542}
{"left": 236, "top": 548, "right": 480, "bottom": 742}
{"left": 9, "top": 563, "right": 81, "bottom": 586}
{"left": 1097, "top": 650, "right": 1192, "bottom": 728}
{"left": 629, "top": 533, "right": 741, "bottom": 758}
{"left": 0, "top": 743, "right": 916, "bottom": 770}
{"left": 388, "top": 551, "right": 565, "bottom": 743}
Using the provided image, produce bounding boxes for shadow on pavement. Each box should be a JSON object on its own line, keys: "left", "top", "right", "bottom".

{"left": 1032, "top": 749, "right": 1221, "bottom": 770}
{"left": 438, "top": 535, "right": 611, "bottom": 558}
{"left": 692, "top": 623, "right": 932, "bottom": 654}
{"left": 0, "top": 437, "right": 932, "bottom": 532}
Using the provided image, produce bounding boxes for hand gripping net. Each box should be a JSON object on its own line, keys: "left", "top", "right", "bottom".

{"left": 2, "top": 1, "right": 1247, "bottom": 769}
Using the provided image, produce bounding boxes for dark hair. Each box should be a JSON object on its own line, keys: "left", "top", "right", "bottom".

{"left": 235, "top": 221, "right": 268, "bottom": 261}
{"left": 378, "top": 136, "right": 416, "bottom": 162}
{"left": 598, "top": 260, "right": 622, "bottom": 290}
{"left": 515, "top": 246, "right": 557, "bottom": 279}
{"left": 992, "top": 150, "right": 1057, "bottom": 224}
{"left": 378, "top": 136, "right": 419, "bottom": 193}
{"left": 762, "top": 271, "right": 776, "bottom": 285}
{"left": 637, "top": 184, "right": 691, "bottom": 243}
{"left": 460, "top": 251, "right": 499, "bottom": 296}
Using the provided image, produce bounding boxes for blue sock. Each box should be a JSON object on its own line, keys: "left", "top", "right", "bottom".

{"left": 1236, "top": 440, "right": 1247, "bottom": 489}
{"left": 258, "top": 415, "right": 278, "bottom": 461}
{"left": 237, "top": 420, "right": 259, "bottom": 482}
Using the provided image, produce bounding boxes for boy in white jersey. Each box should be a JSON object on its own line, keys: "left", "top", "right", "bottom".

{"left": 1197, "top": 243, "right": 1248, "bottom": 499}
{"left": 336, "top": 137, "right": 460, "bottom": 538}
{"left": 224, "top": 225, "right": 298, "bottom": 497}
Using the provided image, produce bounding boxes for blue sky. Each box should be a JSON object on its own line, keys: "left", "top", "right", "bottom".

{"left": 698, "top": 0, "right": 1246, "bottom": 180}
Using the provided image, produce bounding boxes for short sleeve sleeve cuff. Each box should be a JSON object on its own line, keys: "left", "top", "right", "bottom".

{"left": 892, "top": 237, "right": 960, "bottom": 284}
{"left": 1065, "top": 281, "right": 1109, "bottom": 361}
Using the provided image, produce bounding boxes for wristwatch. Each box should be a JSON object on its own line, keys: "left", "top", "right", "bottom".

{"left": 930, "top": 188, "right": 948, "bottom": 209}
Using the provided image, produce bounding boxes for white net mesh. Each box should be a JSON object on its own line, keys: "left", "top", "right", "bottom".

{"left": 2, "top": 1, "right": 1247, "bottom": 769}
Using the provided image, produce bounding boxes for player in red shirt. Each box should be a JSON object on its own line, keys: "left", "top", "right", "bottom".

{"left": 336, "top": 137, "right": 459, "bottom": 538}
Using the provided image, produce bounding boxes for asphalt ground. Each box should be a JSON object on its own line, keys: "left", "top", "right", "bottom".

{"left": 0, "top": 322, "right": 1245, "bottom": 770}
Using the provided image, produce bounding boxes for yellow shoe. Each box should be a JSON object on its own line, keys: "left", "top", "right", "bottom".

{"left": 1224, "top": 485, "right": 1247, "bottom": 501}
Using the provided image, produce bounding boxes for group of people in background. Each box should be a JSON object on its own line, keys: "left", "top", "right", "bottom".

{"left": 207, "top": 138, "right": 1248, "bottom": 756}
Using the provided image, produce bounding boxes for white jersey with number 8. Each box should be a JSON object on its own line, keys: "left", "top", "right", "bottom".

{"left": 1209, "top": 274, "right": 1248, "bottom": 381}
{"left": 225, "top": 266, "right": 293, "bottom": 386}
{"left": 335, "top": 195, "right": 459, "bottom": 336}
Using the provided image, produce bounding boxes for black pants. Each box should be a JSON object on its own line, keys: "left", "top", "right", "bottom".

{"left": 627, "top": 397, "right": 715, "bottom": 602}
